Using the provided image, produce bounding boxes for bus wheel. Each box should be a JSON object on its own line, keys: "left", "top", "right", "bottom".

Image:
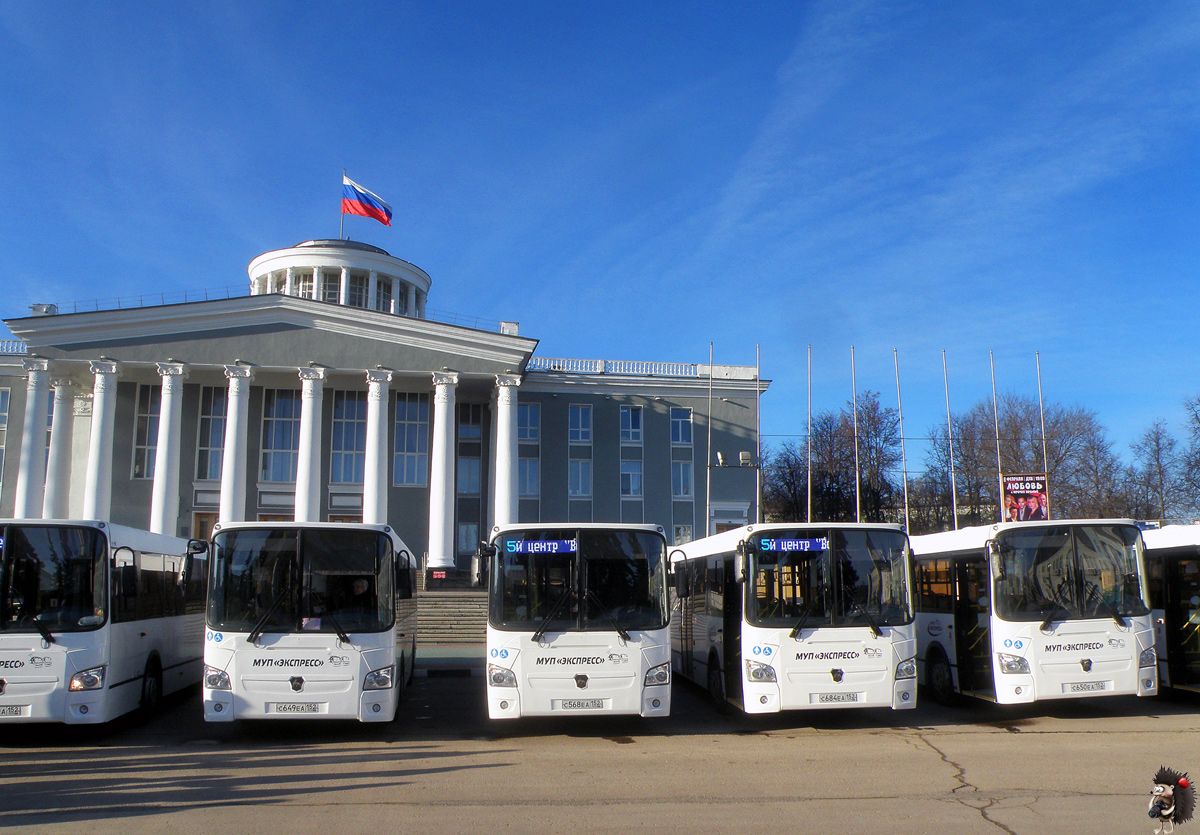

{"left": 707, "top": 660, "right": 728, "bottom": 714}
{"left": 926, "top": 651, "right": 956, "bottom": 706}
{"left": 141, "top": 660, "right": 163, "bottom": 714}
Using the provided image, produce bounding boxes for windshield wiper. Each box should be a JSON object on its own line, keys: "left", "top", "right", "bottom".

{"left": 247, "top": 593, "right": 288, "bottom": 644}
{"left": 586, "top": 590, "right": 631, "bottom": 641}
{"left": 850, "top": 600, "right": 883, "bottom": 638}
{"left": 28, "top": 617, "right": 56, "bottom": 645}
{"left": 1085, "top": 581, "right": 1128, "bottom": 628}
{"left": 309, "top": 592, "right": 351, "bottom": 644}
{"left": 1038, "top": 598, "right": 1072, "bottom": 631}
{"left": 531, "top": 589, "right": 572, "bottom": 643}
{"left": 789, "top": 601, "right": 815, "bottom": 639}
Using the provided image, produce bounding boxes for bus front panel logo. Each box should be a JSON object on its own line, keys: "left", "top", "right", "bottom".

{"left": 290, "top": 676, "right": 304, "bottom": 692}
{"left": 574, "top": 674, "right": 588, "bottom": 689}
{"left": 831, "top": 669, "right": 844, "bottom": 683}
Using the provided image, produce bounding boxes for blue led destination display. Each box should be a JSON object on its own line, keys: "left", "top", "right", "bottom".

{"left": 506, "top": 539, "right": 578, "bottom": 554}
{"left": 759, "top": 537, "right": 829, "bottom": 552}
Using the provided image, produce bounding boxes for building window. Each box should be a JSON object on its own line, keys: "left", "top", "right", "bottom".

{"left": 330, "top": 391, "right": 367, "bottom": 484}
{"left": 295, "top": 271, "right": 315, "bottom": 299}
{"left": 196, "top": 386, "right": 227, "bottom": 480}
{"left": 347, "top": 273, "right": 369, "bottom": 308}
{"left": 457, "top": 457, "right": 481, "bottom": 496}
{"left": 620, "top": 406, "right": 642, "bottom": 444}
{"left": 519, "top": 458, "right": 540, "bottom": 497}
{"left": 376, "top": 279, "right": 393, "bottom": 313}
{"left": 322, "top": 271, "right": 340, "bottom": 302}
{"left": 620, "top": 461, "right": 643, "bottom": 498}
{"left": 394, "top": 392, "right": 429, "bottom": 486}
{"left": 0, "top": 387, "right": 9, "bottom": 493}
{"left": 674, "top": 525, "right": 693, "bottom": 546}
{"left": 672, "top": 461, "right": 694, "bottom": 498}
{"left": 517, "top": 403, "right": 540, "bottom": 441}
{"left": 568, "top": 459, "right": 591, "bottom": 498}
{"left": 569, "top": 405, "right": 591, "bottom": 443}
{"left": 458, "top": 522, "right": 480, "bottom": 555}
{"left": 671, "top": 408, "right": 693, "bottom": 445}
{"left": 459, "top": 403, "right": 482, "bottom": 439}
{"left": 132, "top": 384, "right": 161, "bottom": 479}
{"left": 261, "top": 389, "right": 301, "bottom": 482}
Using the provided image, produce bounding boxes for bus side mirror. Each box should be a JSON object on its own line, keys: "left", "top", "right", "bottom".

{"left": 985, "top": 541, "right": 1005, "bottom": 580}
{"left": 736, "top": 540, "right": 749, "bottom": 584}
{"left": 186, "top": 539, "right": 208, "bottom": 555}
{"left": 396, "top": 550, "right": 414, "bottom": 600}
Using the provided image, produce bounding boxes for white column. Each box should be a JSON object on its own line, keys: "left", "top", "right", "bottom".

{"left": 339, "top": 267, "right": 350, "bottom": 306}
{"left": 368, "top": 270, "right": 379, "bottom": 311}
{"left": 406, "top": 284, "right": 418, "bottom": 318}
{"left": 149, "top": 362, "right": 188, "bottom": 535}
{"left": 13, "top": 358, "right": 51, "bottom": 519}
{"left": 82, "top": 360, "right": 120, "bottom": 521}
{"left": 295, "top": 366, "right": 326, "bottom": 522}
{"left": 363, "top": 369, "right": 392, "bottom": 525}
{"left": 284, "top": 266, "right": 296, "bottom": 297}
{"left": 390, "top": 278, "right": 400, "bottom": 314}
{"left": 493, "top": 374, "right": 521, "bottom": 527}
{"left": 42, "top": 377, "right": 77, "bottom": 519}
{"left": 313, "top": 267, "right": 323, "bottom": 300}
{"left": 427, "top": 371, "right": 458, "bottom": 569}
{"left": 219, "top": 364, "right": 254, "bottom": 524}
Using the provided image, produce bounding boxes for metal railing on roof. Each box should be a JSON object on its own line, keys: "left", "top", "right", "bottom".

{"left": 526, "top": 357, "right": 699, "bottom": 377}
{"left": 0, "top": 340, "right": 28, "bottom": 355}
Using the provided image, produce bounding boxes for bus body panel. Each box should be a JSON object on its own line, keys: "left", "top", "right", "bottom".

{"left": 0, "top": 520, "right": 204, "bottom": 724}
{"left": 202, "top": 522, "right": 415, "bottom": 723}
{"left": 671, "top": 523, "right": 918, "bottom": 713}
{"left": 204, "top": 632, "right": 398, "bottom": 721}
{"left": 486, "top": 626, "right": 670, "bottom": 719}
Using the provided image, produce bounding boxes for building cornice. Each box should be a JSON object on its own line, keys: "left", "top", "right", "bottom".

{"left": 521, "top": 371, "right": 769, "bottom": 399}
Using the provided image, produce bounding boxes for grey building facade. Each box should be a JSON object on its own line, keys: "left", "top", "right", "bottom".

{"left": 0, "top": 240, "right": 765, "bottom": 584}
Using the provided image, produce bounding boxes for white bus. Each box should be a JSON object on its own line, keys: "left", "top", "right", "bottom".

{"left": 671, "top": 523, "right": 917, "bottom": 713}
{"left": 912, "top": 520, "right": 1157, "bottom": 705}
{"left": 482, "top": 523, "right": 671, "bottom": 720}
{"left": 202, "top": 522, "right": 417, "bottom": 722}
{"left": 1141, "top": 525, "right": 1200, "bottom": 695}
{"left": 0, "top": 519, "right": 207, "bottom": 723}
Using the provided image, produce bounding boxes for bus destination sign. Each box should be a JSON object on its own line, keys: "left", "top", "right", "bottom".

{"left": 759, "top": 537, "right": 829, "bottom": 552}
{"left": 506, "top": 539, "right": 578, "bottom": 554}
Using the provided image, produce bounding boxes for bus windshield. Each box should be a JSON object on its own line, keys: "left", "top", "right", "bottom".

{"left": 992, "top": 524, "right": 1149, "bottom": 623}
{"left": 490, "top": 529, "right": 668, "bottom": 632}
{"left": 0, "top": 525, "right": 107, "bottom": 632}
{"left": 207, "top": 527, "right": 394, "bottom": 634}
{"left": 747, "top": 529, "right": 912, "bottom": 629}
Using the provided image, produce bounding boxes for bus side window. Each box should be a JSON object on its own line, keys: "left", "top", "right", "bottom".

{"left": 1145, "top": 556, "right": 1164, "bottom": 609}
{"left": 113, "top": 564, "right": 139, "bottom": 623}
{"left": 184, "top": 557, "right": 209, "bottom": 613}
{"left": 138, "top": 556, "right": 166, "bottom": 620}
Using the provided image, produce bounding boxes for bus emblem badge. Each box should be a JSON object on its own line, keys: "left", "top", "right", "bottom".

{"left": 0, "top": 679, "right": 5, "bottom": 695}
{"left": 290, "top": 676, "right": 304, "bottom": 692}
{"left": 831, "top": 669, "right": 844, "bottom": 683}
{"left": 1080, "top": 659, "right": 1092, "bottom": 673}
{"left": 575, "top": 674, "right": 588, "bottom": 689}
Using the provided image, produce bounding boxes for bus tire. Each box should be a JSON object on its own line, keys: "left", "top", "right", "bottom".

{"left": 407, "top": 636, "right": 417, "bottom": 686}
{"left": 926, "top": 649, "right": 957, "bottom": 706}
{"left": 141, "top": 659, "right": 163, "bottom": 714}
{"left": 707, "top": 657, "right": 728, "bottom": 714}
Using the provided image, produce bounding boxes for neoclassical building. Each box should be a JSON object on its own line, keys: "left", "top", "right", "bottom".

{"left": 0, "top": 239, "right": 766, "bottom": 583}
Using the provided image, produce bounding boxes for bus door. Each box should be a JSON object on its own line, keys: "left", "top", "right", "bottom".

{"left": 1165, "top": 554, "right": 1200, "bottom": 691}
{"left": 722, "top": 558, "right": 742, "bottom": 706}
{"left": 954, "top": 558, "right": 995, "bottom": 698}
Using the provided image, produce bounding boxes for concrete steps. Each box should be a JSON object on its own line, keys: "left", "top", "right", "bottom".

{"left": 417, "top": 590, "right": 487, "bottom": 647}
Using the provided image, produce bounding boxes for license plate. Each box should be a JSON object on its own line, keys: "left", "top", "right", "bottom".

{"left": 274, "top": 703, "right": 320, "bottom": 713}
{"left": 819, "top": 693, "right": 859, "bottom": 703}
{"left": 560, "top": 699, "right": 603, "bottom": 710}
{"left": 1069, "top": 682, "right": 1106, "bottom": 693}
{"left": 0, "top": 706, "right": 23, "bottom": 717}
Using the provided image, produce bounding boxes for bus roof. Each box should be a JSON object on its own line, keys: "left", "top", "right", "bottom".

{"left": 488, "top": 522, "right": 665, "bottom": 544}
{"left": 210, "top": 520, "right": 410, "bottom": 552}
{"left": 672, "top": 522, "right": 906, "bottom": 563}
{"left": 0, "top": 518, "right": 194, "bottom": 553}
{"left": 910, "top": 518, "right": 1141, "bottom": 556}
{"left": 1141, "top": 524, "right": 1200, "bottom": 550}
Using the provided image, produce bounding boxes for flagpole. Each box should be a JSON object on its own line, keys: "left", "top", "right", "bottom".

{"left": 943, "top": 350, "right": 959, "bottom": 529}
{"left": 851, "top": 345, "right": 860, "bottom": 524}
{"left": 340, "top": 169, "right": 346, "bottom": 240}
{"left": 990, "top": 350, "right": 1003, "bottom": 523}
{"left": 1036, "top": 351, "right": 1050, "bottom": 517}
{"left": 894, "top": 349, "right": 910, "bottom": 531}
{"left": 807, "top": 344, "right": 812, "bottom": 524}
{"left": 706, "top": 341, "right": 713, "bottom": 537}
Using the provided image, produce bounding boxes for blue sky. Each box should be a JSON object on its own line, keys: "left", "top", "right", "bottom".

{"left": 2, "top": 2, "right": 1198, "bottom": 472}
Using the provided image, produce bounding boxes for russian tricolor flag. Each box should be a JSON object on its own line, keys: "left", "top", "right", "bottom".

{"left": 342, "top": 176, "right": 393, "bottom": 226}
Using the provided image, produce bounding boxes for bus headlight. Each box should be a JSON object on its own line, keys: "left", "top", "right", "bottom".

{"left": 203, "top": 665, "right": 231, "bottom": 691}
{"left": 1139, "top": 648, "right": 1157, "bottom": 668}
{"left": 895, "top": 658, "right": 917, "bottom": 679}
{"left": 69, "top": 666, "right": 106, "bottom": 691}
{"left": 644, "top": 663, "right": 670, "bottom": 686}
{"left": 364, "top": 666, "right": 394, "bottom": 691}
{"left": 997, "top": 653, "right": 1030, "bottom": 675}
{"left": 489, "top": 664, "right": 517, "bottom": 688}
{"left": 746, "top": 659, "right": 777, "bottom": 683}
